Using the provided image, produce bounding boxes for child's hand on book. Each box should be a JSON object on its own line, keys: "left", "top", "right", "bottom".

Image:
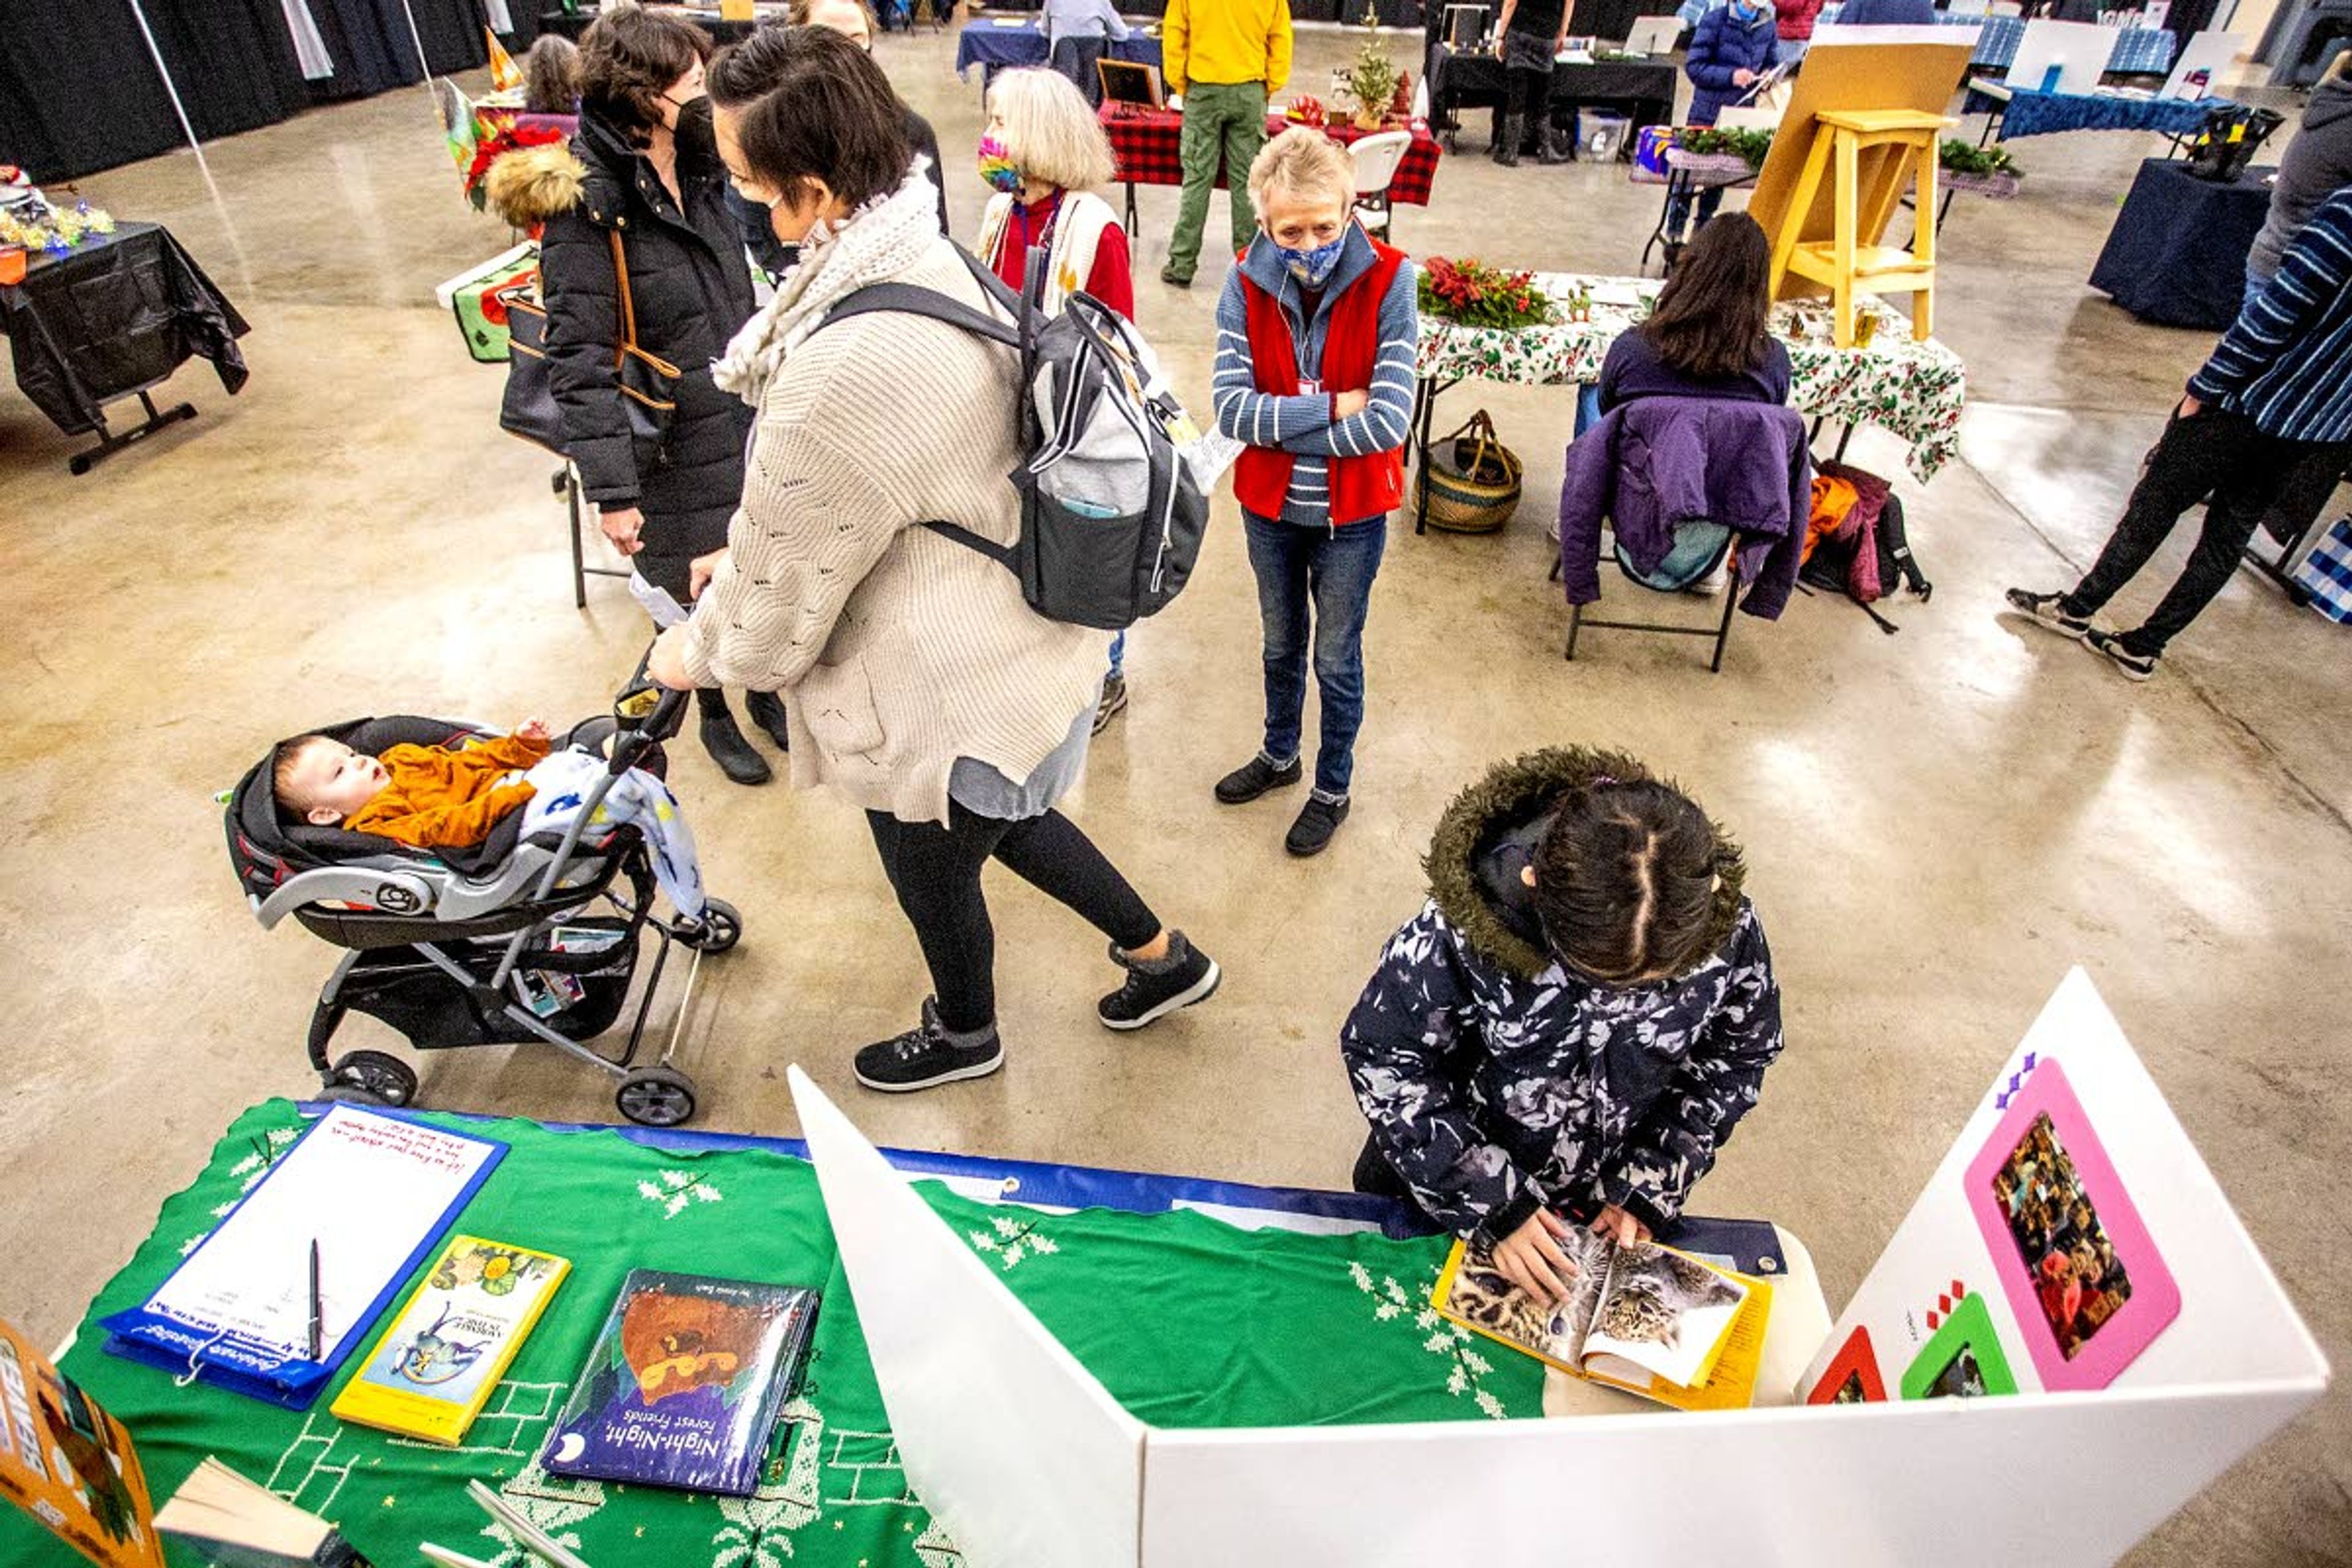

{"left": 1492, "top": 1209, "right": 1581, "bottom": 1303}
{"left": 1589, "top": 1204, "right": 1651, "bottom": 1248}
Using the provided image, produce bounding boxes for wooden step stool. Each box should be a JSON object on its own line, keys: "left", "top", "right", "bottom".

{"left": 1770, "top": 108, "right": 1954, "bottom": 348}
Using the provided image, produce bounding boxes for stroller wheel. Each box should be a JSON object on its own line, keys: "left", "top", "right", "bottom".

{"left": 325, "top": 1049, "right": 419, "bottom": 1107}
{"left": 682, "top": 899, "right": 742, "bottom": 954}
{"left": 618, "top": 1065, "right": 698, "bottom": 1128}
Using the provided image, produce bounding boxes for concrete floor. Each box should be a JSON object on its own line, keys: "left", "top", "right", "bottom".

{"left": 3, "top": 27, "right": 2348, "bottom": 1564}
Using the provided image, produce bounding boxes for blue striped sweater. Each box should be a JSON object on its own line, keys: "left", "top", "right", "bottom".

{"left": 1211, "top": 228, "right": 1420, "bottom": 528}
{"left": 2187, "top": 187, "right": 2352, "bottom": 445}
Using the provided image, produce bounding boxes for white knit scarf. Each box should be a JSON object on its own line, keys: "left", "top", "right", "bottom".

{"left": 712, "top": 162, "right": 945, "bottom": 407}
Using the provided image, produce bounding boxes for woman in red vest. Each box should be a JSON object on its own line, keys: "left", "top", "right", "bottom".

{"left": 1208, "top": 129, "right": 1420, "bottom": 858}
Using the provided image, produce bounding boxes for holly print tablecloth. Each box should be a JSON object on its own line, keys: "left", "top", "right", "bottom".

{"left": 1417, "top": 273, "right": 1969, "bottom": 481}
{"left": 6, "top": 1102, "right": 1544, "bottom": 1568}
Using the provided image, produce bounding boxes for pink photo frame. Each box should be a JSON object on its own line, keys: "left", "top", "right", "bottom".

{"left": 1963, "top": 1058, "right": 2181, "bottom": 1391}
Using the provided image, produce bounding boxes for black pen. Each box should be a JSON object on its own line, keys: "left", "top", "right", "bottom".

{"left": 307, "top": 1238, "right": 324, "bottom": 1362}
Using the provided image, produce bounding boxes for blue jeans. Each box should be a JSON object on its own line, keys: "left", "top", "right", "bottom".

{"left": 1107, "top": 630, "right": 1126, "bottom": 679}
{"left": 1242, "top": 512, "right": 1389, "bottom": 799}
{"left": 1664, "top": 178, "right": 1725, "bottom": 244}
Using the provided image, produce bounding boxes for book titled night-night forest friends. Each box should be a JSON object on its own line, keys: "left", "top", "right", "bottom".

{"left": 540, "top": 1271, "right": 818, "bottom": 1496}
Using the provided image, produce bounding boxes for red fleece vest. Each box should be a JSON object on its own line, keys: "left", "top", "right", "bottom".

{"left": 1234, "top": 239, "right": 1408, "bottom": 526}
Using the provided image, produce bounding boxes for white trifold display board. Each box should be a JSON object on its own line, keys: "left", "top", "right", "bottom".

{"left": 785, "top": 969, "right": 2326, "bottom": 1568}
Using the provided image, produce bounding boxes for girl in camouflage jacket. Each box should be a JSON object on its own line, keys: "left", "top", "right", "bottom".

{"left": 1341, "top": 748, "right": 1785, "bottom": 1303}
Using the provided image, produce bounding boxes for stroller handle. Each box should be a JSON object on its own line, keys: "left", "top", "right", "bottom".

{"left": 612, "top": 648, "right": 690, "bottom": 775}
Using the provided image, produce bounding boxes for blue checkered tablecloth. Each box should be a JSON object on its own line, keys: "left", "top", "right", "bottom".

{"left": 1995, "top": 88, "right": 2224, "bottom": 138}
{"left": 954, "top": 21, "right": 1162, "bottom": 78}
{"left": 1803, "top": 6, "right": 2175, "bottom": 73}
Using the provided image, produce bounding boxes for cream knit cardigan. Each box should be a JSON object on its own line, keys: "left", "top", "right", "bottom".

{"left": 682, "top": 170, "right": 1102, "bottom": 826}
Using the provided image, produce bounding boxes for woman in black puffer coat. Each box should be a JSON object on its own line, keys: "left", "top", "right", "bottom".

{"left": 519, "top": 8, "right": 774, "bottom": 783}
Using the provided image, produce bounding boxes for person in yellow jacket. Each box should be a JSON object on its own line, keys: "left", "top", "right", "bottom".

{"left": 1158, "top": 0, "right": 1292, "bottom": 288}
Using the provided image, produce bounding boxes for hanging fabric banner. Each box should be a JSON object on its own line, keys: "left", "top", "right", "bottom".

{"left": 281, "top": 0, "right": 336, "bottom": 80}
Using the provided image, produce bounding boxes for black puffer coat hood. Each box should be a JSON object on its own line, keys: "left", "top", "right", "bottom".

{"left": 1422, "top": 746, "right": 1747, "bottom": 984}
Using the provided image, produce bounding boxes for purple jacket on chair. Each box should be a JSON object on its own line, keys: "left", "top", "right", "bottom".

{"left": 1555, "top": 396, "right": 1813, "bottom": 620}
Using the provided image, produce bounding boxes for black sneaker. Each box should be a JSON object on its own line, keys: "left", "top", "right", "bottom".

{"left": 1093, "top": 672, "right": 1128, "bottom": 735}
{"left": 699, "top": 706, "right": 773, "bottom": 786}
{"left": 1214, "top": 753, "right": 1302, "bottom": 804}
{"left": 2003, "top": 588, "right": 2090, "bottom": 641}
{"left": 1286, "top": 794, "right": 1350, "bottom": 857}
{"left": 2084, "top": 628, "right": 2159, "bottom": 682}
{"left": 853, "top": 999, "right": 1004, "bottom": 1093}
{"left": 742, "top": 688, "right": 792, "bottom": 752}
{"left": 1098, "top": 930, "right": 1221, "bottom": 1031}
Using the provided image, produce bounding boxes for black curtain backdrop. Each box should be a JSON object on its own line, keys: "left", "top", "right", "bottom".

{"left": 0, "top": 0, "right": 190, "bottom": 183}
{"left": 144, "top": 0, "right": 312, "bottom": 140}
{"left": 0, "top": 0, "right": 494, "bottom": 182}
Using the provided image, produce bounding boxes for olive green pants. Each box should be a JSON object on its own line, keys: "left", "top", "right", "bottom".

{"left": 1166, "top": 80, "right": 1269, "bottom": 280}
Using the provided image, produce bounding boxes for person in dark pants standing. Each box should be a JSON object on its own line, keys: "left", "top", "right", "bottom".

{"left": 507, "top": 9, "right": 774, "bottom": 783}
{"left": 1157, "top": 0, "right": 1293, "bottom": 287}
{"left": 1491, "top": 0, "right": 1568, "bottom": 167}
{"left": 2006, "top": 189, "right": 2352, "bottom": 680}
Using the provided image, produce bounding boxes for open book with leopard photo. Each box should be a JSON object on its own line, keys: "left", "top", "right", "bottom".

{"left": 1431, "top": 1225, "right": 1773, "bottom": 1411}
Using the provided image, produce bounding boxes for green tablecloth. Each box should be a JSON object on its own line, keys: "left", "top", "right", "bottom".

{"left": 6, "top": 1102, "right": 1543, "bottom": 1567}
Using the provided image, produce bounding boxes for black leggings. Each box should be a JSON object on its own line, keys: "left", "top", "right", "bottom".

{"left": 866, "top": 805, "right": 1161, "bottom": 1034}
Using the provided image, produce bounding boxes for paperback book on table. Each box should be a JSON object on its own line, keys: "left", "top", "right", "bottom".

{"left": 331, "top": 1236, "right": 570, "bottom": 1446}
{"left": 153, "top": 1457, "right": 371, "bottom": 1568}
{"left": 540, "top": 1270, "right": 820, "bottom": 1496}
{"left": 0, "top": 1314, "right": 165, "bottom": 1568}
{"left": 1432, "top": 1226, "right": 1772, "bottom": 1411}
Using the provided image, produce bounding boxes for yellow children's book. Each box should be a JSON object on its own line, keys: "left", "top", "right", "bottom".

{"left": 1432, "top": 1226, "right": 1773, "bottom": 1412}
{"left": 0, "top": 1316, "right": 166, "bottom": 1568}
{"left": 330, "top": 1237, "right": 568, "bottom": 1445}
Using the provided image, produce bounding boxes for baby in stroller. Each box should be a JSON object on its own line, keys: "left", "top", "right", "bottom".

{"left": 271, "top": 717, "right": 704, "bottom": 918}
{"left": 228, "top": 675, "right": 737, "bottom": 1127}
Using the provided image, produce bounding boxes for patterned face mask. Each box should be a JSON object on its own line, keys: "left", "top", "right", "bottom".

{"left": 976, "top": 136, "right": 1022, "bottom": 194}
{"left": 1280, "top": 233, "right": 1348, "bottom": 287}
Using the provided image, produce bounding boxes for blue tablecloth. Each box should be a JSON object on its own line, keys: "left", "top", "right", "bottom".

{"left": 2089, "top": 155, "right": 2275, "bottom": 328}
{"left": 1809, "top": 6, "right": 2175, "bottom": 72}
{"left": 1994, "top": 88, "right": 2225, "bottom": 138}
{"left": 954, "top": 21, "right": 1162, "bottom": 78}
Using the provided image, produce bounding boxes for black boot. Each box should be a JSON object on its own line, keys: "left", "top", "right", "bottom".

{"left": 696, "top": 689, "right": 772, "bottom": 786}
{"left": 1494, "top": 112, "right": 1523, "bottom": 167}
{"left": 1537, "top": 121, "right": 1572, "bottom": 165}
{"left": 742, "top": 688, "right": 791, "bottom": 753}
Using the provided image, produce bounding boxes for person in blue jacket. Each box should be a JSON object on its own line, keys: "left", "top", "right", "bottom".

{"left": 1667, "top": 0, "right": 1779, "bottom": 249}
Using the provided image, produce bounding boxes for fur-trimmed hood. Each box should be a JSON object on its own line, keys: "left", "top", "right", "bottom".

{"left": 483, "top": 141, "right": 589, "bottom": 230}
{"left": 1423, "top": 747, "right": 1747, "bottom": 982}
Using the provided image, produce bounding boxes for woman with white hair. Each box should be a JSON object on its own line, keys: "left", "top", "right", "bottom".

{"left": 1208, "top": 127, "right": 1417, "bottom": 859}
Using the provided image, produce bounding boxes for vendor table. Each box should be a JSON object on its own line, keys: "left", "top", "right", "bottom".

{"left": 2089, "top": 157, "right": 2275, "bottom": 330}
{"left": 954, "top": 18, "right": 1162, "bottom": 80}
{"left": 1414, "top": 273, "right": 1967, "bottom": 531}
{"left": 0, "top": 1101, "right": 1817, "bottom": 1567}
{"left": 1099, "top": 107, "right": 1442, "bottom": 233}
{"left": 0, "top": 221, "right": 249, "bottom": 473}
{"left": 1425, "top": 42, "right": 1680, "bottom": 154}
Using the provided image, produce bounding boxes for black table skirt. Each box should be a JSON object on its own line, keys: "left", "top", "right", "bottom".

{"left": 2089, "top": 157, "right": 2276, "bottom": 330}
{"left": 0, "top": 223, "right": 251, "bottom": 437}
{"left": 1427, "top": 43, "right": 1678, "bottom": 138}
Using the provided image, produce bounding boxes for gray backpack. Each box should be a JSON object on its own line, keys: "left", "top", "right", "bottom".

{"left": 823, "top": 247, "right": 1211, "bottom": 631}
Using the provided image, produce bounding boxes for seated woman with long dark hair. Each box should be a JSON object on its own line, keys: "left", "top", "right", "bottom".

{"left": 1600, "top": 213, "right": 1790, "bottom": 413}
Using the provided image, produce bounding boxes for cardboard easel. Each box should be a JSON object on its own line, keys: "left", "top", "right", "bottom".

{"left": 1745, "top": 28, "right": 1978, "bottom": 344}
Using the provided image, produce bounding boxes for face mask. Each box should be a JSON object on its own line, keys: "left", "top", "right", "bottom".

{"left": 976, "top": 136, "right": 1022, "bottom": 194}
{"left": 1279, "top": 233, "right": 1348, "bottom": 287}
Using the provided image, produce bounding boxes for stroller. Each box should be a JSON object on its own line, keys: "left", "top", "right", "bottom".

{"left": 224, "top": 665, "right": 739, "bottom": 1128}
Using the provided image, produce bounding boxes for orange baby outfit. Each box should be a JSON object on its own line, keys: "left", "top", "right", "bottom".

{"left": 342, "top": 733, "right": 552, "bottom": 849}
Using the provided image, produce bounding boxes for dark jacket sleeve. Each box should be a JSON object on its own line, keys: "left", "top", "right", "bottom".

{"left": 1599, "top": 909, "right": 1786, "bottom": 1232}
{"left": 1684, "top": 9, "right": 1740, "bottom": 92}
{"left": 905, "top": 106, "right": 951, "bottom": 237}
{"left": 1341, "top": 903, "right": 1547, "bottom": 1242}
{"left": 1735, "top": 412, "right": 1808, "bottom": 620}
{"left": 537, "top": 209, "right": 638, "bottom": 505}
{"left": 1555, "top": 410, "right": 1616, "bottom": 605}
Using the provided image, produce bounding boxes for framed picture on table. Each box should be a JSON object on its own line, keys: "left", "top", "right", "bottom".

{"left": 1099, "top": 59, "right": 1163, "bottom": 108}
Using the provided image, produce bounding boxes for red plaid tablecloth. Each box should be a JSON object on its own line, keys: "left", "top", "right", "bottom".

{"left": 1097, "top": 108, "right": 1441, "bottom": 205}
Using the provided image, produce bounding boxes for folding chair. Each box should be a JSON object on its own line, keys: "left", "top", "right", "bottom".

{"left": 1348, "top": 130, "right": 1415, "bottom": 239}
{"left": 1556, "top": 522, "right": 1741, "bottom": 672}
